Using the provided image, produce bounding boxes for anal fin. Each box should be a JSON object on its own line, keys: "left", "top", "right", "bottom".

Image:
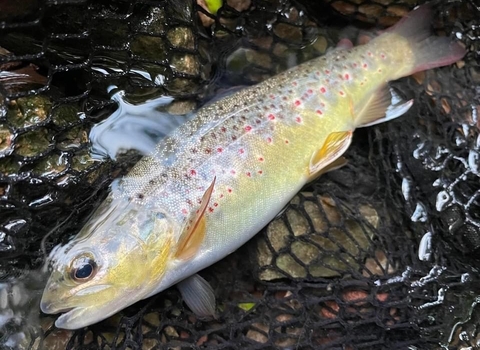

{"left": 309, "top": 131, "right": 352, "bottom": 178}
{"left": 308, "top": 157, "right": 347, "bottom": 182}
{"left": 354, "top": 85, "right": 413, "bottom": 128}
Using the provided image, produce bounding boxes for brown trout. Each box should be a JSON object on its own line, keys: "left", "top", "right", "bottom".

{"left": 41, "top": 5, "right": 465, "bottom": 329}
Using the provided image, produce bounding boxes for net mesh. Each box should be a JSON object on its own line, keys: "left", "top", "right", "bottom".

{"left": 0, "top": 0, "right": 479, "bottom": 349}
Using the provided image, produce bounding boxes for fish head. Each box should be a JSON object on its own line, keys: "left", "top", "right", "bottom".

{"left": 41, "top": 198, "right": 175, "bottom": 329}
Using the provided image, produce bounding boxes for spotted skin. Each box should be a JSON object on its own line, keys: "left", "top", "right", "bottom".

{"left": 41, "top": 5, "right": 466, "bottom": 330}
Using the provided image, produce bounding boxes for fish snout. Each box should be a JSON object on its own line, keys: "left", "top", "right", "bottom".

{"left": 40, "top": 283, "right": 66, "bottom": 314}
{"left": 40, "top": 299, "right": 70, "bottom": 314}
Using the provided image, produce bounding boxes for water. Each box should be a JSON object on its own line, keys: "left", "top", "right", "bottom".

{"left": 89, "top": 87, "right": 191, "bottom": 160}
{"left": 0, "top": 273, "right": 46, "bottom": 350}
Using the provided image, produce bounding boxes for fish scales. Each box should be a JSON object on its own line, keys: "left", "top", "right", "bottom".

{"left": 116, "top": 41, "right": 400, "bottom": 234}
{"left": 40, "top": 5, "right": 467, "bottom": 330}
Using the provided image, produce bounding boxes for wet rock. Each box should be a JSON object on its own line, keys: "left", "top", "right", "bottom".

{"left": 0, "top": 156, "right": 20, "bottom": 176}
{"left": 246, "top": 322, "right": 269, "bottom": 343}
{"left": 0, "top": 125, "right": 13, "bottom": 157}
{"left": 32, "top": 153, "right": 68, "bottom": 178}
{"left": 51, "top": 104, "right": 83, "bottom": 128}
{"left": 56, "top": 125, "right": 89, "bottom": 151}
{"left": 165, "top": 100, "right": 196, "bottom": 115}
{"left": 273, "top": 23, "right": 303, "bottom": 42}
{"left": 266, "top": 219, "right": 290, "bottom": 252}
{"left": 286, "top": 208, "right": 309, "bottom": 236}
{"left": 256, "top": 193, "right": 379, "bottom": 280}
{"left": 197, "top": 0, "right": 216, "bottom": 27}
{"left": 170, "top": 54, "right": 200, "bottom": 76}
{"left": 167, "top": 27, "right": 195, "bottom": 50}
{"left": 130, "top": 35, "right": 167, "bottom": 61}
{"left": 226, "top": 0, "right": 251, "bottom": 12}
{"left": 14, "top": 128, "right": 52, "bottom": 158}
{"left": 71, "top": 150, "right": 99, "bottom": 173}
{"left": 132, "top": 6, "right": 166, "bottom": 34}
{"left": 276, "top": 253, "right": 307, "bottom": 278}
{"left": 7, "top": 96, "right": 51, "bottom": 129}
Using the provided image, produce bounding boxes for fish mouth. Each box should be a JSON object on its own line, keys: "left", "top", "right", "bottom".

{"left": 40, "top": 299, "right": 72, "bottom": 314}
{"left": 41, "top": 286, "right": 146, "bottom": 329}
{"left": 55, "top": 307, "right": 90, "bottom": 330}
{"left": 48, "top": 304, "right": 119, "bottom": 330}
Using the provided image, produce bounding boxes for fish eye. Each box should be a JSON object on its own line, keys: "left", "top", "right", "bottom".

{"left": 70, "top": 255, "right": 97, "bottom": 282}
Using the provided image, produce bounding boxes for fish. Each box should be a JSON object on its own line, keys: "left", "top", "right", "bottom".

{"left": 40, "top": 5, "right": 465, "bottom": 330}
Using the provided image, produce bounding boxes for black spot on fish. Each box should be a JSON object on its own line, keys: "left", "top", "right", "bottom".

{"left": 137, "top": 193, "right": 144, "bottom": 199}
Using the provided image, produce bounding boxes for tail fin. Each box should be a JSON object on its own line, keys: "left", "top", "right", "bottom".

{"left": 387, "top": 4, "right": 466, "bottom": 76}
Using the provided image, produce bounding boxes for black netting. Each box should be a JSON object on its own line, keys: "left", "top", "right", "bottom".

{"left": 1, "top": 0, "right": 480, "bottom": 349}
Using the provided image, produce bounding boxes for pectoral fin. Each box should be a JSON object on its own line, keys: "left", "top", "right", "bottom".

{"left": 309, "top": 132, "right": 352, "bottom": 178}
{"left": 354, "top": 85, "right": 413, "bottom": 127}
{"left": 177, "top": 274, "right": 216, "bottom": 318}
{"left": 175, "top": 177, "right": 216, "bottom": 260}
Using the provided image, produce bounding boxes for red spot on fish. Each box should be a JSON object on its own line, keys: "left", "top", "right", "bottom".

{"left": 353, "top": 63, "right": 357, "bottom": 68}
{"left": 294, "top": 100, "right": 301, "bottom": 107}
{"left": 320, "top": 102, "right": 325, "bottom": 107}
{"left": 221, "top": 127, "right": 226, "bottom": 133}
{"left": 268, "top": 114, "right": 275, "bottom": 120}
{"left": 339, "top": 91, "right": 345, "bottom": 96}
{"left": 227, "top": 188, "right": 232, "bottom": 193}
{"left": 381, "top": 53, "right": 386, "bottom": 59}
{"left": 363, "top": 63, "right": 368, "bottom": 68}
{"left": 320, "top": 87, "right": 326, "bottom": 94}
{"left": 325, "top": 69, "right": 330, "bottom": 74}
{"left": 246, "top": 172, "right": 251, "bottom": 177}
{"left": 182, "top": 208, "right": 188, "bottom": 215}
{"left": 205, "top": 148, "right": 212, "bottom": 154}
{"left": 270, "top": 94, "right": 275, "bottom": 99}
{"left": 285, "top": 139, "right": 289, "bottom": 144}
{"left": 190, "top": 169, "right": 197, "bottom": 176}
{"left": 214, "top": 202, "right": 218, "bottom": 207}
{"left": 217, "top": 147, "right": 223, "bottom": 153}
{"left": 307, "top": 89, "right": 313, "bottom": 94}
{"left": 258, "top": 170, "right": 263, "bottom": 174}
{"left": 258, "top": 157, "right": 264, "bottom": 162}
{"left": 316, "top": 109, "right": 323, "bottom": 115}
{"left": 315, "top": 71, "right": 320, "bottom": 75}
{"left": 295, "top": 116, "right": 302, "bottom": 123}
{"left": 344, "top": 73, "right": 350, "bottom": 80}
{"left": 266, "top": 137, "right": 272, "bottom": 143}
{"left": 367, "top": 51, "right": 372, "bottom": 56}
{"left": 292, "top": 81, "right": 298, "bottom": 86}
{"left": 230, "top": 169, "right": 236, "bottom": 175}
{"left": 208, "top": 207, "right": 214, "bottom": 213}
{"left": 245, "top": 125, "right": 252, "bottom": 132}
{"left": 220, "top": 194, "right": 224, "bottom": 198}
{"left": 239, "top": 148, "right": 244, "bottom": 154}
